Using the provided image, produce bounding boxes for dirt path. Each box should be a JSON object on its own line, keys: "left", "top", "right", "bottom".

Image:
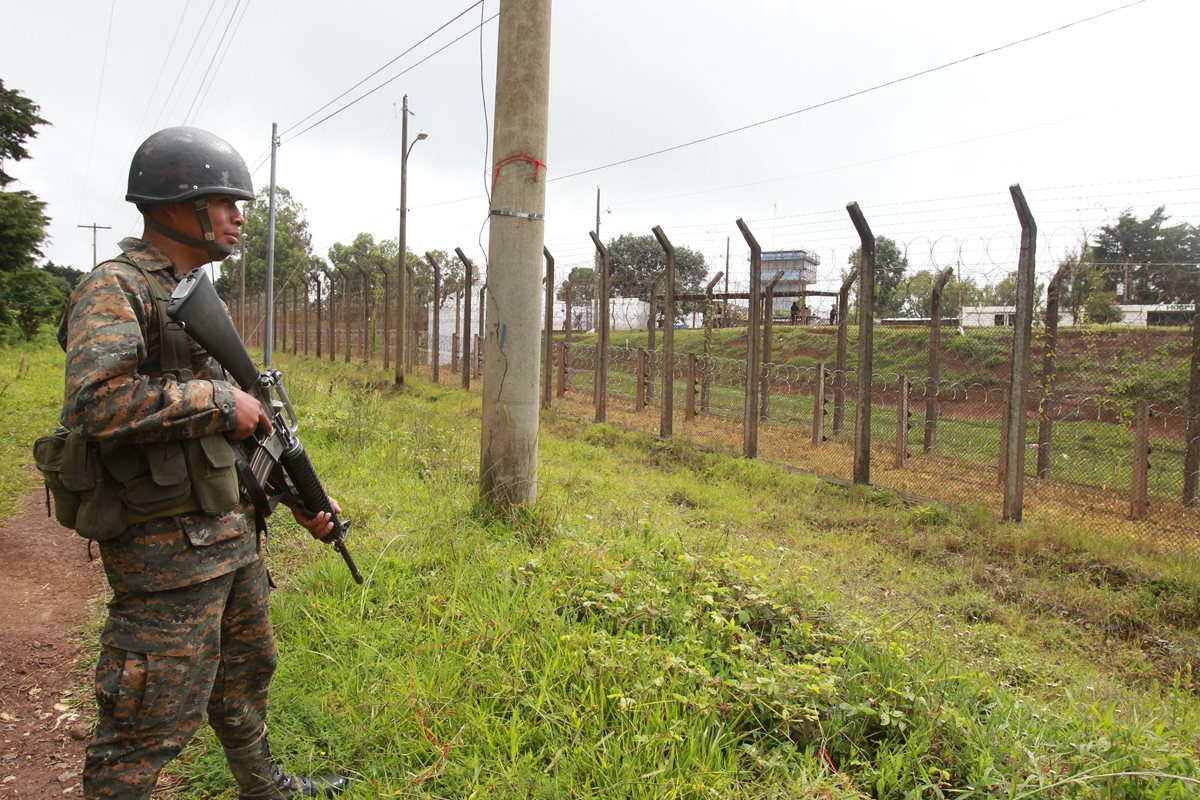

{"left": 0, "top": 486, "right": 108, "bottom": 799}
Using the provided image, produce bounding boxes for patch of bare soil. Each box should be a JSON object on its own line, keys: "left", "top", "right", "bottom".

{"left": 0, "top": 486, "right": 108, "bottom": 799}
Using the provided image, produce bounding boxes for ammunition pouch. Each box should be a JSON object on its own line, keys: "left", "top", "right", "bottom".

{"left": 34, "top": 430, "right": 242, "bottom": 539}
{"left": 33, "top": 429, "right": 126, "bottom": 540}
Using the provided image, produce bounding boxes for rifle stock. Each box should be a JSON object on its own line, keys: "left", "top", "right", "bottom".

{"left": 166, "top": 269, "right": 364, "bottom": 584}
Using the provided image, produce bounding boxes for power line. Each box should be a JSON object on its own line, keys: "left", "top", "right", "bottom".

{"left": 153, "top": 0, "right": 219, "bottom": 130}
{"left": 134, "top": 0, "right": 193, "bottom": 138}
{"left": 278, "top": 1, "right": 484, "bottom": 139}
{"left": 281, "top": 13, "right": 498, "bottom": 145}
{"left": 548, "top": 0, "right": 1150, "bottom": 183}
{"left": 185, "top": 0, "right": 250, "bottom": 126}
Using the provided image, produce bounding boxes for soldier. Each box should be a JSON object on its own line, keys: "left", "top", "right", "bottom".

{"left": 58, "top": 127, "right": 349, "bottom": 799}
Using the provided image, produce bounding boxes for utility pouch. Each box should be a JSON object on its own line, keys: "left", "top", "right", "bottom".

{"left": 33, "top": 428, "right": 127, "bottom": 540}
{"left": 102, "top": 440, "right": 192, "bottom": 518}
{"left": 186, "top": 434, "right": 240, "bottom": 514}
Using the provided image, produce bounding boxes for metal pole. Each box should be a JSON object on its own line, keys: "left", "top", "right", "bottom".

{"left": 337, "top": 267, "right": 353, "bottom": 363}
{"left": 238, "top": 234, "right": 247, "bottom": 336}
{"left": 834, "top": 267, "right": 858, "bottom": 435}
{"left": 264, "top": 123, "right": 279, "bottom": 367}
{"left": 847, "top": 202, "right": 874, "bottom": 485}
{"left": 479, "top": 0, "right": 552, "bottom": 508}
{"left": 1036, "top": 261, "right": 1071, "bottom": 477}
{"left": 925, "top": 266, "right": 954, "bottom": 453}
{"left": 1004, "top": 184, "right": 1038, "bottom": 521}
{"left": 455, "top": 248, "right": 474, "bottom": 391}
{"left": 543, "top": 247, "right": 555, "bottom": 410}
{"left": 1183, "top": 288, "right": 1200, "bottom": 505}
{"left": 590, "top": 232, "right": 611, "bottom": 423}
{"left": 736, "top": 218, "right": 762, "bottom": 458}
{"left": 425, "top": 252, "right": 441, "bottom": 382}
{"left": 653, "top": 225, "right": 677, "bottom": 436}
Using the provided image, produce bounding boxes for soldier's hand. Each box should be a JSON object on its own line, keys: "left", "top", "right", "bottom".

{"left": 291, "top": 497, "right": 342, "bottom": 540}
{"left": 230, "top": 386, "right": 272, "bottom": 440}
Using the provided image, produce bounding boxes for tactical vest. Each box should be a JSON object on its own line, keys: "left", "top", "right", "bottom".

{"left": 34, "top": 257, "right": 242, "bottom": 540}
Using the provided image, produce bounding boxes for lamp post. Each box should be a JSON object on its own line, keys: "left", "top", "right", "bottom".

{"left": 396, "top": 93, "right": 429, "bottom": 385}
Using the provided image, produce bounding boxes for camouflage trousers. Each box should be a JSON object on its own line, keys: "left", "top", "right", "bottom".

{"left": 83, "top": 555, "right": 278, "bottom": 799}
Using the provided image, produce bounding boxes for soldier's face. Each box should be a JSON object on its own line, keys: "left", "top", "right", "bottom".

{"left": 206, "top": 195, "right": 245, "bottom": 248}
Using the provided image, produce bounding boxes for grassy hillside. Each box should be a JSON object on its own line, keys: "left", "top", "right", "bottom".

{"left": 2, "top": 339, "right": 1198, "bottom": 798}
{"left": 583, "top": 323, "right": 1194, "bottom": 404}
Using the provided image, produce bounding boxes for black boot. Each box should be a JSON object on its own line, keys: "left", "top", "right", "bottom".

{"left": 224, "top": 731, "right": 349, "bottom": 799}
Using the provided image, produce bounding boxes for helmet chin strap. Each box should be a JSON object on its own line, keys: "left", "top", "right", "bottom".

{"left": 143, "top": 197, "right": 235, "bottom": 261}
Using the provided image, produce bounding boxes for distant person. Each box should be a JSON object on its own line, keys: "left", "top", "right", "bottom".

{"left": 829, "top": 306, "right": 838, "bottom": 324}
{"left": 57, "top": 127, "right": 349, "bottom": 799}
{"left": 789, "top": 301, "right": 800, "bottom": 324}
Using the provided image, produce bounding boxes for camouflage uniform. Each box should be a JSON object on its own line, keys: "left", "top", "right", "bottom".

{"left": 60, "top": 237, "right": 278, "bottom": 799}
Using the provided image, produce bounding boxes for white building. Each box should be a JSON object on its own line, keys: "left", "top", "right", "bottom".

{"left": 961, "top": 304, "right": 1194, "bottom": 328}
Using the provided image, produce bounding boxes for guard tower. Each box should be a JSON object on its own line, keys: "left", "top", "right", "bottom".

{"left": 761, "top": 249, "right": 820, "bottom": 317}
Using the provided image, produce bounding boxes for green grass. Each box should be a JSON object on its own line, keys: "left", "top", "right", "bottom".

{"left": 0, "top": 331, "right": 67, "bottom": 518}
{"left": 3, "top": 339, "right": 1199, "bottom": 798}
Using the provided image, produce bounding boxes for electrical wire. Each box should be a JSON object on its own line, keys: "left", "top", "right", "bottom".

{"left": 186, "top": 0, "right": 253, "bottom": 125}
{"left": 153, "top": 0, "right": 219, "bottom": 130}
{"left": 279, "top": 1, "right": 484, "bottom": 139}
{"left": 133, "top": 0, "right": 193, "bottom": 138}
{"left": 78, "top": 0, "right": 117, "bottom": 224}
{"left": 281, "top": 13, "right": 498, "bottom": 145}
{"left": 548, "top": 0, "right": 1150, "bottom": 183}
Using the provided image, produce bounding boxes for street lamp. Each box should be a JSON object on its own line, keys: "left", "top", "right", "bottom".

{"left": 396, "top": 93, "right": 429, "bottom": 384}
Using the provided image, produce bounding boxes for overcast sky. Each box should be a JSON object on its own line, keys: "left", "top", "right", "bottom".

{"left": 4, "top": 0, "right": 1198, "bottom": 312}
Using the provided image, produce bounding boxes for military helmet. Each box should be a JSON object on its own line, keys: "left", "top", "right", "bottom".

{"left": 126, "top": 126, "right": 253, "bottom": 206}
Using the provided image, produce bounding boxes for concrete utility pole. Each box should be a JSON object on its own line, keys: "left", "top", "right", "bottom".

{"left": 396, "top": 95, "right": 428, "bottom": 385}
{"left": 77, "top": 223, "right": 112, "bottom": 268}
{"left": 264, "top": 123, "right": 279, "bottom": 367}
{"left": 480, "top": 0, "right": 552, "bottom": 509}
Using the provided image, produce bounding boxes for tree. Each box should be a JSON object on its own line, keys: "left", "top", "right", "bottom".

{"left": 557, "top": 266, "right": 594, "bottom": 304}
{"left": 899, "top": 270, "right": 982, "bottom": 320}
{"left": 0, "top": 80, "right": 49, "bottom": 188}
{"left": 1091, "top": 207, "right": 1200, "bottom": 304}
{"left": 41, "top": 260, "right": 83, "bottom": 290}
{"left": 606, "top": 234, "right": 707, "bottom": 302}
{"left": 216, "top": 187, "right": 315, "bottom": 299}
{"left": 0, "top": 83, "right": 51, "bottom": 274}
{"left": 0, "top": 268, "right": 69, "bottom": 339}
{"left": 848, "top": 235, "right": 907, "bottom": 317}
{"left": 1084, "top": 286, "right": 1122, "bottom": 324}
{"left": 0, "top": 190, "right": 49, "bottom": 271}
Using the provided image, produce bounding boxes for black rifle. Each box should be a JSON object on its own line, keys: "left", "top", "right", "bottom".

{"left": 166, "top": 269, "right": 363, "bottom": 583}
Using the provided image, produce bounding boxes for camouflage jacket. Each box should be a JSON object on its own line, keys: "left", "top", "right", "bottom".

{"left": 58, "top": 237, "right": 258, "bottom": 592}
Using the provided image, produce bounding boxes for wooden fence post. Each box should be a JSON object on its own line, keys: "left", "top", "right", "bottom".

{"left": 847, "top": 203, "right": 875, "bottom": 485}
{"left": 701, "top": 272, "right": 722, "bottom": 414}
{"left": 834, "top": 268, "right": 858, "bottom": 436}
{"left": 455, "top": 249, "right": 474, "bottom": 392}
{"left": 1184, "top": 289, "right": 1199, "bottom": 505}
{"left": 590, "top": 232, "right": 611, "bottom": 424}
{"left": 736, "top": 219, "right": 763, "bottom": 458}
{"left": 686, "top": 353, "right": 697, "bottom": 421}
{"left": 895, "top": 376, "right": 910, "bottom": 469}
{"left": 543, "top": 247, "right": 555, "bottom": 411}
{"left": 653, "top": 226, "right": 679, "bottom": 437}
{"left": 1037, "top": 260, "right": 1072, "bottom": 478}
{"left": 812, "top": 362, "right": 826, "bottom": 446}
{"left": 924, "top": 266, "right": 954, "bottom": 453}
{"left": 1003, "top": 185, "right": 1037, "bottom": 521}
{"left": 998, "top": 386, "right": 1010, "bottom": 487}
{"left": 760, "top": 270, "right": 784, "bottom": 422}
{"left": 635, "top": 349, "right": 647, "bottom": 412}
{"left": 1130, "top": 399, "right": 1150, "bottom": 519}
{"left": 557, "top": 341, "right": 568, "bottom": 398}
